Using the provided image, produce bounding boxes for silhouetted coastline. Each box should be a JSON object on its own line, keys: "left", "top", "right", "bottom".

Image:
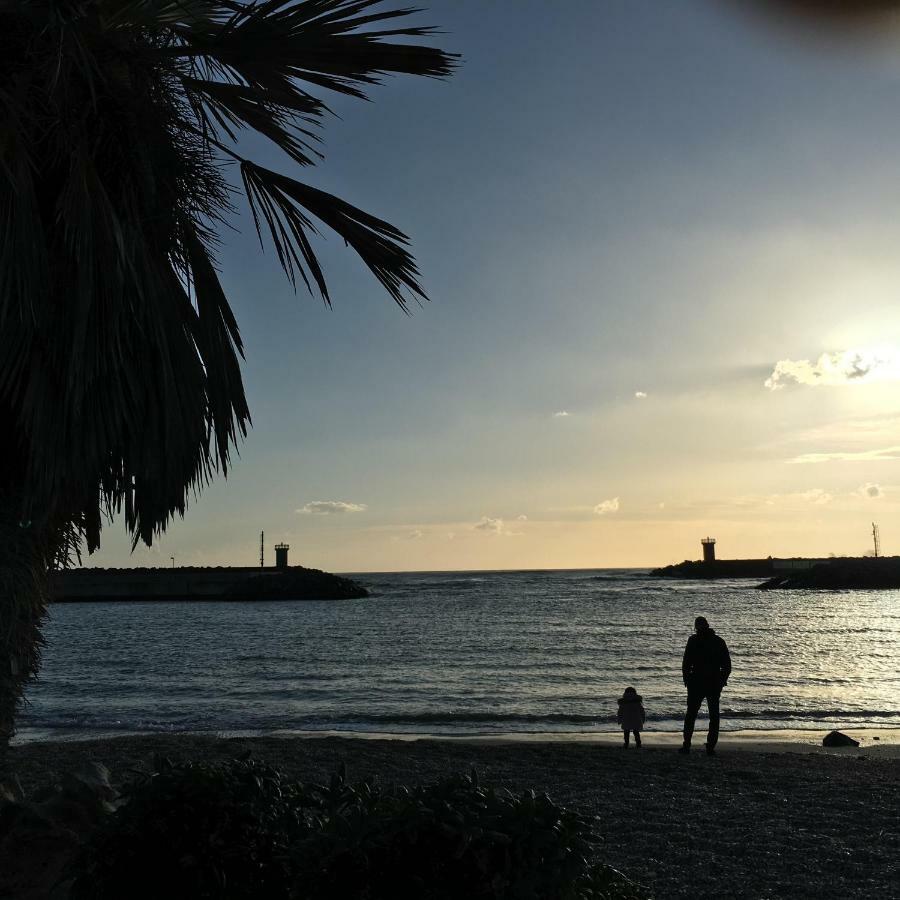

{"left": 651, "top": 559, "right": 775, "bottom": 579}
{"left": 652, "top": 555, "right": 900, "bottom": 589}
{"left": 50, "top": 566, "right": 368, "bottom": 602}
{"left": 758, "top": 556, "right": 900, "bottom": 590}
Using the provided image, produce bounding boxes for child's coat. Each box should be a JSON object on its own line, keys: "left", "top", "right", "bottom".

{"left": 616, "top": 692, "right": 646, "bottom": 732}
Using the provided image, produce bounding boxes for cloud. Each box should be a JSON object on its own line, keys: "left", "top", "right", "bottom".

{"left": 787, "top": 445, "right": 900, "bottom": 464}
{"left": 296, "top": 500, "right": 367, "bottom": 515}
{"left": 593, "top": 497, "right": 620, "bottom": 515}
{"left": 858, "top": 482, "right": 884, "bottom": 499}
{"left": 634, "top": 391, "right": 648, "bottom": 399}
{"left": 474, "top": 516, "right": 505, "bottom": 534}
{"left": 765, "top": 348, "right": 900, "bottom": 390}
{"left": 552, "top": 410, "right": 571, "bottom": 418}
{"left": 798, "top": 488, "right": 832, "bottom": 505}
{"left": 517, "top": 514, "right": 528, "bottom": 521}
{"left": 408, "top": 529, "right": 424, "bottom": 539}
{"left": 473, "top": 516, "right": 524, "bottom": 536}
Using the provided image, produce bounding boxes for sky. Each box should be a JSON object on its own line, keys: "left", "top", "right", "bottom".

{"left": 92, "top": 0, "right": 900, "bottom": 571}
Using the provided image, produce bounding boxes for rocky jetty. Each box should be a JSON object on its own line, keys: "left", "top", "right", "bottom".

{"left": 651, "top": 558, "right": 774, "bottom": 579}
{"left": 757, "top": 557, "right": 900, "bottom": 590}
{"left": 51, "top": 565, "right": 368, "bottom": 602}
{"left": 222, "top": 567, "right": 368, "bottom": 601}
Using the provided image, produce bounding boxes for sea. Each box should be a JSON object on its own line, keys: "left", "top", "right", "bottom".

{"left": 15, "top": 569, "right": 900, "bottom": 743}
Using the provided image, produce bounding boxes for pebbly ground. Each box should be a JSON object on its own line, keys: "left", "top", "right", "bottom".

{"left": 7, "top": 735, "right": 900, "bottom": 899}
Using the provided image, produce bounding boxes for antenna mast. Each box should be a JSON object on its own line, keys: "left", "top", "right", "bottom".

{"left": 260, "top": 531, "right": 265, "bottom": 568}
{"left": 872, "top": 522, "right": 881, "bottom": 559}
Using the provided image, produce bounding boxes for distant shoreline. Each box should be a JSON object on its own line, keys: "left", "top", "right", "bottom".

{"left": 652, "top": 555, "right": 900, "bottom": 589}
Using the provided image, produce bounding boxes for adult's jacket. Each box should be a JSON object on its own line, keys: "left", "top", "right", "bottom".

{"left": 682, "top": 630, "right": 731, "bottom": 689}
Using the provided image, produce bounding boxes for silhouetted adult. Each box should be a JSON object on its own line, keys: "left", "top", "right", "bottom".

{"left": 679, "top": 616, "right": 731, "bottom": 755}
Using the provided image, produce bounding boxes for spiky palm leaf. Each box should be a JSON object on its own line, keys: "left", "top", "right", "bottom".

{"left": 0, "top": 0, "right": 455, "bottom": 552}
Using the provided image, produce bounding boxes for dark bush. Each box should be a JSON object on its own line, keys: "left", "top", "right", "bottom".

{"left": 68, "top": 758, "right": 647, "bottom": 900}
{"left": 68, "top": 756, "right": 311, "bottom": 899}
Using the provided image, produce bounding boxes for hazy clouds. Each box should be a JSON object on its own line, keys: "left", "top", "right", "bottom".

{"left": 296, "top": 501, "right": 368, "bottom": 515}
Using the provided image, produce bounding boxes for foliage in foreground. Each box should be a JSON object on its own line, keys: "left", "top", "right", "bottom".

{"left": 67, "top": 758, "right": 648, "bottom": 899}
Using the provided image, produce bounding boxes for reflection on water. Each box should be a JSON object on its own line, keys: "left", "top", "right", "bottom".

{"left": 18, "top": 570, "right": 900, "bottom": 740}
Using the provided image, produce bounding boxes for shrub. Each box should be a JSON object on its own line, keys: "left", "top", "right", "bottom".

{"left": 68, "top": 758, "right": 648, "bottom": 900}
{"left": 68, "top": 756, "right": 310, "bottom": 899}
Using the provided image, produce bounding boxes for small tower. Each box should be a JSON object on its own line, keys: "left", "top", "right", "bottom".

{"left": 701, "top": 536, "right": 716, "bottom": 564}
{"left": 275, "top": 543, "right": 290, "bottom": 569}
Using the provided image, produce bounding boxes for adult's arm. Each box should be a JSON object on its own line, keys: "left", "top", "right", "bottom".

{"left": 682, "top": 638, "right": 693, "bottom": 685}
{"left": 721, "top": 639, "right": 732, "bottom": 685}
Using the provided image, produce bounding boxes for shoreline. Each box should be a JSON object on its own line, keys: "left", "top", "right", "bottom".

{"left": 12, "top": 725, "right": 900, "bottom": 755}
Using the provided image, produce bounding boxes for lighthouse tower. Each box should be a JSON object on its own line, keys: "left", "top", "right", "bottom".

{"left": 701, "top": 537, "right": 716, "bottom": 564}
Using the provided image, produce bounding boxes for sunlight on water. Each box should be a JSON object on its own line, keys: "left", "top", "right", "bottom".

{"left": 18, "top": 570, "right": 900, "bottom": 740}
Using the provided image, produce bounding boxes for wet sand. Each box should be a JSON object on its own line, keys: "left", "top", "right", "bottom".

{"left": 7, "top": 730, "right": 900, "bottom": 898}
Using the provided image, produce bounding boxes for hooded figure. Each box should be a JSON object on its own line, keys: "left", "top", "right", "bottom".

{"left": 680, "top": 616, "right": 732, "bottom": 755}
{"left": 616, "top": 686, "right": 646, "bottom": 747}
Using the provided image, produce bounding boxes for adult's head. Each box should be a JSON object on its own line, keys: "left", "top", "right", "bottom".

{"left": 694, "top": 616, "right": 710, "bottom": 634}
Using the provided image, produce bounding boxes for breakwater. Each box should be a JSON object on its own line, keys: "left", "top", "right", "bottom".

{"left": 50, "top": 566, "right": 368, "bottom": 602}
{"left": 652, "top": 555, "right": 900, "bottom": 590}
{"left": 758, "top": 557, "right": 900, "bottom": 590}
{"left": 650, "top": 558, "right": 775, "bottom": 579}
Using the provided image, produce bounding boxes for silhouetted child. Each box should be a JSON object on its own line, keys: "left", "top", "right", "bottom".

{"left": 617, "top": 686, "right": 646, "bottom": 748}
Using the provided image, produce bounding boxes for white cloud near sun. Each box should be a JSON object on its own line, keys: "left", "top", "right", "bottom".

{"left": 474, "top": 516, "right": 505, "bottom": 534}
{"left": 296, "top": 500, "right": 368, "bottom": 515}
{"left": 593, "top": 497, "right": 620, "bottom": 515}
{"left": 552, "top": 410, "right": 571, "bottom": 418}
{"left": 765, "top": 348, "right": 900, "bottom": 390}
{"left": 634, "top": 391, "right": 648, "bottom": 399}
{"left": 787, "top": 445, "right": 900, "bottom": 464}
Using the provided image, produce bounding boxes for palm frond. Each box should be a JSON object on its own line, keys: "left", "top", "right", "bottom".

{"left": 182, "top": 223, "right": 251, "bottom": 473}
{"left": 242, "top": 160, "right": 424, "bottom": 308}
{"left": 0, "top": 0, "right": 454, "bottom": 554}
{"left": 183, "top": 76, "right": 325, "bottom": 166}
{"left": 172, "top": 0, "right": 458, "bottom": 97}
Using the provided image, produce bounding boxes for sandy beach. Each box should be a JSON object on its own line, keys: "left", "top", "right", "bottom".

{"left": 7, "top": 730, "right": 900, "bottom": 899}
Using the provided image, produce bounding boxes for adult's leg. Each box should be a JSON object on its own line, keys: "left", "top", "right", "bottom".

{"left": 706, "top": 689, "right": 722, "bottom": 749}
{"left": 683, "top": 688, "right": 703, "bottom": 747}
{"left": 634, "top": 730, "right": 642, "bottom": 747}
{"left": 623, "top": 729, "right": 631, "bottom": 747}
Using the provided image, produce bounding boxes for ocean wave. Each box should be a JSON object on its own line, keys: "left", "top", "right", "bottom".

{"left": 21, "top": 706, "right": 900, "bottom": 730}
{"left": 18, "top": 706, "right": 900, "bottom": 738}
{"left": 719, "top": 708, "right": 900, "bottom": 721}
{"left": 316, "top": 709, "right": 900, "bottom": 725}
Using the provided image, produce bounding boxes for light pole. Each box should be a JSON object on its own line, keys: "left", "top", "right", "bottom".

{"left": 171, "top": 556, "right": 175, "bottom": 569}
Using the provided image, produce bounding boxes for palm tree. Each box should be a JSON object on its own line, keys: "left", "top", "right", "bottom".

{"left": 0, "top": 0, "right": 455, "bottom": 755}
